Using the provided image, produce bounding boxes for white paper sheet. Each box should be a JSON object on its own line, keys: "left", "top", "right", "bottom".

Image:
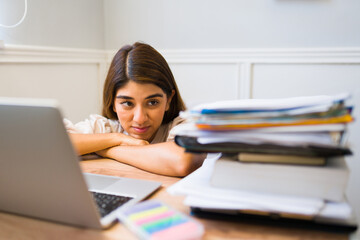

{"left": 190, "top": 93, "right": 350, "bottom": 112}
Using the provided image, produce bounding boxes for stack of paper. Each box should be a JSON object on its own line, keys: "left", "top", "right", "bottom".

{"left": 167, "top": 154, "right": 357, "bottom": 231}
{"left": 170, "top": 93, "right": 357, "bottom": 231}
{"left": 175, "top": 93, "right": 353, "bottom": 158}
{"left": 187, "top": 93, "right": 352, "bottom": 131}
{"left": 169, "top": 154, "right": 351, "bottom": 216}
{"left": 174, "top": 94, "right": 354, "bottom": 199}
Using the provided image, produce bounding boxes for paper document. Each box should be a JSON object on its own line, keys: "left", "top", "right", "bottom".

{"left": 190, "top": 93, "right": 350, "bottom": 113}
{"left": 167, "top": 154, "right": 352, "bottom": 219}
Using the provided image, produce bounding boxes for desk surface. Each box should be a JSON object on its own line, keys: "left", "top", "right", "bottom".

{"left": 0, "top": 159, "right": 349, "bottom": 240}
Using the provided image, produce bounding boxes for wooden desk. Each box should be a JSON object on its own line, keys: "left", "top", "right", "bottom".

{"left": 0, "top": 159, "right": 349, "bottom": 240}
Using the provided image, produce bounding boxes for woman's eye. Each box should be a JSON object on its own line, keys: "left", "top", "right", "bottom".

{"left": 148, "top": 100, "right": 159, "bottom": 106}
{"left": 121, "top": 101, "right": 133, "bottom": 107}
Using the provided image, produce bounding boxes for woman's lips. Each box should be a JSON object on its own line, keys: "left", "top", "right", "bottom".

{"left": 132, "top": 126, "right": 150, "bottom": 134}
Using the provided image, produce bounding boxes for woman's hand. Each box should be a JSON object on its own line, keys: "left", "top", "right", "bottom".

{"left": 69, "top": 132, "right": 148, "bottom": 155}
{"left": 95, "top": 142, "right": 206, "bottom": 177}
{"left": 70, "top": 133, "right": 206, "bottom": 177}
{"left": 115, "top": 133, "right": 149, "bottom": 146}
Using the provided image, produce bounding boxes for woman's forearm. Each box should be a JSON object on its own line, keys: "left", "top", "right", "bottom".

{"left": 96, "top": 142, "right": 206, "bottom": 177}
{"left": 68, "top": 133, "right": 148, "bottom": 155}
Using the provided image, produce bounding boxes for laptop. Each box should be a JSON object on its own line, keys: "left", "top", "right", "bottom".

{"left": 0, "top": 97, "right": 161, "bottom": 229}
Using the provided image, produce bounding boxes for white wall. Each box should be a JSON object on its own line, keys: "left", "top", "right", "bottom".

{"left": 0, "top": 0, "right": 104, "bottom": 49}
{"left": 104, "top": 0, "right": 360, "bottom": 49}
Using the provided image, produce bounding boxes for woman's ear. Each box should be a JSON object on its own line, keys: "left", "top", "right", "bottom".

{"left": 166, "top": 90, "right": 175, "bottom": 111}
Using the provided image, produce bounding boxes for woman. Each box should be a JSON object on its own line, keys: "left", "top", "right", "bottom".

{"left": 65, "top": 42, "right": 205, "bottom": 177}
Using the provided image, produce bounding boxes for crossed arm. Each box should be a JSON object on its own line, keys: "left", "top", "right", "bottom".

{"left": 69, "top": 133, "right": 206, "bottom": 177}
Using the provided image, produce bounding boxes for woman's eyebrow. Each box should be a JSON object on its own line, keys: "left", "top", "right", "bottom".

{"left": 116, "top": 95, "right": 133, "bottom": 99}
{"left": 145, "top": 93, "right": 164, "bottom": 99}
{"left": 116, "top": 93, "right": 164, "bottom": 99}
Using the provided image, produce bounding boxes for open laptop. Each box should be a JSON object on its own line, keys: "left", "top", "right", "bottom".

{"left": 0, "top": 97, "right": 161, "bottom": 229}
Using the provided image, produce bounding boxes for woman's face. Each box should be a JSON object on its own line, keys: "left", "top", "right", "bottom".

{"left": 113, "top": 81, "right": 174, "bottom": 142}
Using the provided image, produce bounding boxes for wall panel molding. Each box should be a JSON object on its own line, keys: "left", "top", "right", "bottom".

{"left": 0, "top": 44, "right": 106, "bottom": 63}
{"left": 159, "top": 48, "right": 360, "bottom": 64}
{"left": 0, "top": 44, "right": 108, "bottom": 122}
{"left": 2, "top": 44, "right": 359, "bottom": 65}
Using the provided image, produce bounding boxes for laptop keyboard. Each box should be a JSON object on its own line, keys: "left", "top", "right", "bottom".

{"left": 90, "top": 191, "right": 133, "bottom": 218}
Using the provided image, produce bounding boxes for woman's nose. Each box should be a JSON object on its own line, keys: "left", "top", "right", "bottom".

{"left": 133, "top": 106, "right": 148, "bottom": 124}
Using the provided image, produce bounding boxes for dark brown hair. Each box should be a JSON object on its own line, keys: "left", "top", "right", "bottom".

{"left": 102, "top": 42, "right": 186, "bottom": 124}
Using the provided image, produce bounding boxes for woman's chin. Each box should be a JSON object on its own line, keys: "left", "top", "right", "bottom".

{"left": 130, "top": 133, "right": 151, "bottom": 142}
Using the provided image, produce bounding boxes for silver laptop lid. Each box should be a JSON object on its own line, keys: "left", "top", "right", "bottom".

{"left": 0, "top": 98, "right": 104, "bottom": 229}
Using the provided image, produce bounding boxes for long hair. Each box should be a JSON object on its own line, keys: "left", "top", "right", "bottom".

{"left": 102, "top": 42, "right": 186, "bottom": 124}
